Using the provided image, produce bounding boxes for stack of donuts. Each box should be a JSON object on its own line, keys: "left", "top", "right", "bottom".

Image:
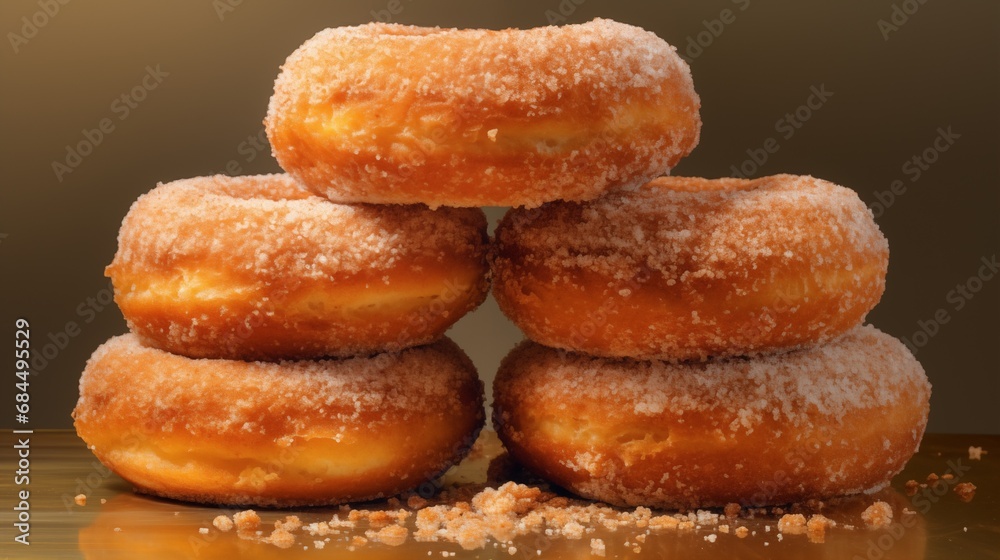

{"left": 73, "top": 174, "right": 490, "bottom": 506}
{"left": 74, "top": 17, "right": 929, "bottom": 511}
{"left": 490, "top": 175, "right": 931, "bottom": 508}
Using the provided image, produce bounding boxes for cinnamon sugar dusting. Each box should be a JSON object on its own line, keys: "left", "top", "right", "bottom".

{"left": 266, "top": 19, "right": 701, "bottom": 207}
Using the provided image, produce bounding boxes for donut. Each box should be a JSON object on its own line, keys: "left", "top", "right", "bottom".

{"left": 492, "top": 325, "right": 930, "bottom": 509}
{"left": 491, "top": 174, "right": 888, "bottom": 361}
{"left": 73, "top": 334, "right": 484, "bottom": 507}
{"left": 106, "top": 174, "right": 489, "bottom": 361}
{"left": 265, "top": 19, "right": 701, "bottom": 208}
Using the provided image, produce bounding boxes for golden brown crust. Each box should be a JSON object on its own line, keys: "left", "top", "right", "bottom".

{"left": 492, "top": 174, "right": 889, "bottom": 361}
{"left": 265, "top": 19, "right": 701, "bottom": 208}
{"left": 493, "top": 326, "right": 930, "bottom": 509}
{"left": 106, "top": 174, "right": 489, "bottom": 360}
{"left": 73, "top": 334, "right": 484, "bottom": 507}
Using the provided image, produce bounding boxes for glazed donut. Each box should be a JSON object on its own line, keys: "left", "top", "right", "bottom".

{"left": 493, "top": 325, "right": 930, "bottom": 509}
{"left": 73, "top": 334, "right": 484, "bottom": 507}
{"left": 492, "top": 174, "right": 888, "bottom": 361}
{"left": 106, "top": 174, "right": 488, "bottom": 361}
{"left": 265, "top": 19, "right": 701, "bottom": 208}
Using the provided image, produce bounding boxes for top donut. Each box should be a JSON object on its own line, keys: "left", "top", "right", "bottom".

{"left": 266, "top": 19, "right": 701, "bottom": 208}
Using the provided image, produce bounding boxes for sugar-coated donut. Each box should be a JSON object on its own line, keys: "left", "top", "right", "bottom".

{"left": 493, "top": 325, "right": 930, "bottom": 509}
{"left": 106, "top": 174, "right": 488, "bottom": 361}
{"left": 265, "top": 19, "right": 701, "bottom": 208}
{"left": 73, "top": 334, "right": 484, "bottom": 507}
{"left": 492, "top": 174, "right": 888, "bottom": 361}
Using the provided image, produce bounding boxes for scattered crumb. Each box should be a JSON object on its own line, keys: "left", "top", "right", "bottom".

{"left": 407, "top": 495, "right": 429, "bottom": 509}
{"left": 275, "top": 515, "right": 302, "bottom": 532}
{"left": 735, "top": 526, "right": 749, "bottom": 538}
{"left": 74, "top": 494, "right": 87, "bottom": 506}
{"left": 927, "top": 473, "right": 940, "bottom": 483}
{"left": 777, "top": 513, "right": 807, "bottom": 534}
{"left": 314, "top": 541, "right": 325, "bottom": 549}
{"left": 590, "top": 538, "right": 606, "bottom": 557}
{"left": 902, "top": 508, "right": 916, "bottom": 516}
{"left": 198, "top": 528, "right": 209, "bottom": 535}
{"left": 954, "top": 482, "right": 977, "bottom": 502}
{"left": 268, "top": 528, "right": 295, "bottom": 549}
{"left": 100, "top": 498, "right": 107, "bottom": 504}
{"left": 563, "top": 521, "right": 585, "bottom": 540}
{"left": 806, "top": 515, "right": 835, "bottom": 544}
{"left": 904, "top": 480, "right": 920, "bottom": 496}
{"left": 704, "top": 534, "right": 717, "bottom": 543}
{"left": 351, "top": 536, "right": 368, "bottom": 548}
{"left": 233, "top": 510, "right": 261, "bottom": 534}
{"left": 372, "top": 524, "right": 408, "bottom": 546}
{"left": 718, "top": 524, "right": 730, "bottom": 534}
{"left": 649, "top": 515, "right": 679, "bottom": 530}
{"left": 113, "top": 527, "right": 121, "bottom": 532}
{"left": 213, "top": 515, "right": 234, "bottom": 532}
{"left": 941, "top": 473, "right": 954, "bottom": 480}
{"left": 724, "top": 503, "right": 741, "bottom": 518}
{"left": 969, "top": 446, "right": 985, "bottom": 460}
{"left": 861, "top": 501, "right": 893, "bottom": 529}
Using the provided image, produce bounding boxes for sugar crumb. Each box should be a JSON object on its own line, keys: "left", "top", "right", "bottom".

{"left": 861, "top": 501, "right": 893, "bottom": 529}
{"left": 954, "top": 482, "right": 977, "bottom": 502}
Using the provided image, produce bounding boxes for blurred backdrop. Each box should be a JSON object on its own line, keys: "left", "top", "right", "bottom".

{"left": 1, "top": 0, "right": 997, "bottom": 432}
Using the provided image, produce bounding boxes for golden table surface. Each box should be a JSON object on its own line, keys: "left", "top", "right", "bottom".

{"left": 1, "top": 431, "right": 997, "bottom": 560}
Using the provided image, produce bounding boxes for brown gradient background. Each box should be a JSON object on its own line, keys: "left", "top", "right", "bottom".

{"left": 1, "top": 0, "right": 997, "bottom": 433}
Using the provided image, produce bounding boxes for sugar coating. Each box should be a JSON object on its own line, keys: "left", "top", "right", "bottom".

{"left": 75, "top": 334, "right": 480, "bottom": 437}
{"left": 109, "top": 174, "right": 486, "bottom": 283}
{"left": 106, "top": 173, "right": 489, "bottom": 360}
{"left": 498, "top": 175, "right": 885, "bottom": 280}
{"left": 73, "top": 334, "right": 485, "bottom": 507}
{"left": 493, "top": 326, "right": 931, "bottom": 508}
{"left": 266, "top": 19, "right": 701, "bottom": 207}
{"left": 498, "top": 325, "right": 925, "bottom": 432}
{"left": 492, "top": 174, "right": 889, "bottom": 360}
